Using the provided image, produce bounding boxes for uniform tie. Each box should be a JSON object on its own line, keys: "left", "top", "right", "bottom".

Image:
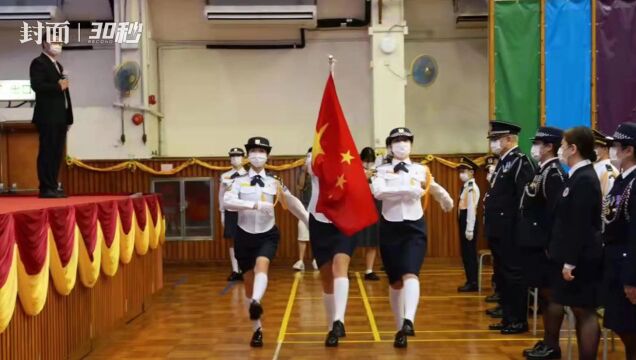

{"left": 230, "top": 171, "right": 242, "bottom": 179}
{"left": 394, "top": 162, "right": 409, "bottom": 173}
{"left": 251, "top": 175, "right": 265, "bottom": 187}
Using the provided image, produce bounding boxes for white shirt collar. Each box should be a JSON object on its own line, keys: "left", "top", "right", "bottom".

{"left": 623, "top": 165, "right": 636, "bottom": 178}
{"left": 595, "top": 158, "right": 612, "bottom": 167}
{"left": 501, "top": 146, "right": 519, "bottom": 161}
{"left": 540, "top": 157, "right": 558, "bottom": 169}
{"left": 391, "top": 158, "right": 412, "bottom": 165}
{"left": 43, "top": 52, "right": 57, "bottom": 64}
{"left": 249, "top": 168, "right": 266, "bottom": 178}
{"left": 568, "top": 159, "right": 592, "bottom": 177}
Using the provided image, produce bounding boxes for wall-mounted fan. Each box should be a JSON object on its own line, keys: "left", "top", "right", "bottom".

{"left": 113, "top": 61, "right": 141, "bottom": 97}
{"left": 410, "top": 55, "right": 438, "bottom": 87}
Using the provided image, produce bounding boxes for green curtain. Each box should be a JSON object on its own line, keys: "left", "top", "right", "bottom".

{"left": 495, "top": 0, "right": 541, "bottom": 153}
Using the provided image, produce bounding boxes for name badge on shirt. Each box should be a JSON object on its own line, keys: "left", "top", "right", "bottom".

{"left": 562, "top": 187, "right": 570, "bottom": 197}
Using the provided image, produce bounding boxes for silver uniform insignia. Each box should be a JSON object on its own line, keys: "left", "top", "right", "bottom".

{"left": 562, "top": 187, "right": 570, "bottom": 197}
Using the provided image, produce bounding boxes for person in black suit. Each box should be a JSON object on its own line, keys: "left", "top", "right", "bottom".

{"left": 30, "top": 39, "right": 73, "bottom": 198}
{"left": 484, "top": 121, "right": 535, "bottom": 335}
{"left": 518, "top": 127, "right": 567, "bottom": 359}
{"left": 549, "top": 126, "right": 602, "bottom": 360}
{"left": 601, "top": 122, "right": 636, "bottom": 360}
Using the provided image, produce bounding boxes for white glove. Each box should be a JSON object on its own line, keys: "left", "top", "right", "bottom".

{"left": 465, "top": 230, "right": 474, "bottom": 241}
{"left": 440, "top": 197, "right": 454, "bottom": 213}
{"left": 402, "top": 185, "right": 424, "bottom": 199}
{"left": 257, "top": 201, "right": 275, "bottom": 215}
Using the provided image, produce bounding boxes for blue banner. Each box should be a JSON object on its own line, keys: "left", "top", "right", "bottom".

{"left": 545, "top": 0, "right": 591, "bottom": 129}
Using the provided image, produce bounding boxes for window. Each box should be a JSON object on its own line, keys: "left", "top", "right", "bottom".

{"left": 151, "top": 177, "right": 214, "bottom": 240}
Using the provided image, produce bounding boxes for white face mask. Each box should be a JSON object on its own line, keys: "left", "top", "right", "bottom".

{"left": 248, "top": 153, "right": 267, "bottom": 168}
{"left": 49, "top": 44, "right": 62, "bottom": 56}
{"left": 609, "top": 147, "right": 618, "bottom": 162}
{"left": 459, "top": 172, "right": 470, "bottom": 183}
{"left": 490, "top": 140, "right": 502, "bottom": 155}
{"left": 530, "top": 144, "right": 542, "bottom": 161}
{"left": 230, "top": 156, "right": 243, "bottom": 167}
{"left": 391, "top": 141, "right": 411, "bottom": 160}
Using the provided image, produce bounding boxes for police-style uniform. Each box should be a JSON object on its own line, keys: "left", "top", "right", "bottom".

{"left": 224, "top": 137, "right": 309, "bottom": 272}
{"left": 549, "top": 160, "right": 603, "bottom": 308}
{"left": 219, "top": 147, "right": 247, "bottom": 240}
{"left": 484, "top": 121, "right": 535, "bottom": 332}
{"left": 593, "top": 129, "right": 619, "bottom": 197}
{"left": 517, "top": 127, "right": 567, "bottom": 289}
{"left": 457, "top": 157, "right": 481, "bottom": 289}
{"left": 372, "top": 128, "right": 453, "bottom": 284}
{"left": 602, "top": 123, "right": 636, "bottom": 333}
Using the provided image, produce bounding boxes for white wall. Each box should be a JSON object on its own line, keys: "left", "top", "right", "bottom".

{"left": 158, "top": 34, "right": 373, "bottom": 157}
{"left": 404, "top": 0, "right": 489, "bottom": 154}
{"left": 0, "top": 26, "right": 155, "bottom": 159}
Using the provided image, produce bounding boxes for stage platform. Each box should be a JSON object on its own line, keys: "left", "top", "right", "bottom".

{"left": 0, "top": 194, "right": 165, "bottom": 360}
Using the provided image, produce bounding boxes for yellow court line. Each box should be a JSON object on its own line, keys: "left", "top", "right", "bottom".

{"left": 355, "top": 272, "right": 381, "bottom": 342}
{"left": 283, "top": 338, "right": 542, "bottom": 344}
{"left": 276, "top": 272, "right": 301, "bottom": 343}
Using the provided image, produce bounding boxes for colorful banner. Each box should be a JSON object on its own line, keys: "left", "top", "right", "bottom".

{"left": 597, "top": 0, "right": 636, "bottom": 134}
{"left": 545, "top": 0, "right": 592, "bottom": 129}
{"left": 495, "top": 0, "right": 541, "bottom": 152}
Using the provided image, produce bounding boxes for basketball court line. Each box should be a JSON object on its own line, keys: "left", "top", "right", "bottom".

{"left": 355, "top": 272, "right": 381, "bottom": 341}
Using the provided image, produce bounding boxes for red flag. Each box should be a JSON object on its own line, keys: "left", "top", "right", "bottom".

{"left": 311, "top": 74, "right": 378, "bottom": 236}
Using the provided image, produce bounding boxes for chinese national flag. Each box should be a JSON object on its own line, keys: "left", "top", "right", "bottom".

{"left": 311, "top": 74, "right": 378, "bottom": 236}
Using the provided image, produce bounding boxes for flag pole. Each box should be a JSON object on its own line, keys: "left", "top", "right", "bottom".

{"left": 328, "top": 54, "right": 336, "bottom": 76}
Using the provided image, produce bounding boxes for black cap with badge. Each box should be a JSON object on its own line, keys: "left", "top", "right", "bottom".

{"left": 611, "top": 122, "right": 636, "bottom": 148}
{"left": 487, "top": 121, "right": 522, "bottom": 139}
{"left": 531, "top": 126, "right": 563, "bottom": 144}
{"left": 592, "top": 129, "right": 614, "bottom": 148}
{"left": 388, "top": 127, "right": 414, "bottom": 143}
{"left": 245, "top": 137, "right": 272, "bottom": 154}
{"left": 228, "top": 147, "right": 245, "bottom": 157}
{"left": 458, "top": 157, "right": 479, "bottom": 171}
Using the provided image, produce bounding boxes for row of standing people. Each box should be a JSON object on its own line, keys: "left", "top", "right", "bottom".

{"left": 483, "top": 121, "right": 636, "bottom": 360}
{"left": 218, "top": 128, "right": 454, "bottom": 348}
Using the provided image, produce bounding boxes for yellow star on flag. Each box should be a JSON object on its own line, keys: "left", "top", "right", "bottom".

{"left": 312, "top": 123, "right": 329, "bottom": 165}
{"left": 340, "top": 150, "right": 354, "bottom": 165}
{"left": 336, "top": 174, "right": 347, "bottom": 189}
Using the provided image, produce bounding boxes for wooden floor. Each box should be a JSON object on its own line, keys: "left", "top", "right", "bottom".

{"left": 85, "top": 261, "right": 626, "bottom": 360}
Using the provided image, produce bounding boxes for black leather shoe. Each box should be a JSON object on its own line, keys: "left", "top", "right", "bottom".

{"left": 523, "top": 341, "right": 545, "bottom": 356}
{"left": 486, "top": 306, "right": 503, "bottom": 318}
{"left": 402, "top": 319, "right": 415, "bottom": 336}
{"left": 485, "top": 293, "right": 501, "bottom": 303}
{"left": 325, "top": 330, "right": 339, "bottom": 347}
{"left": 227, "top": 271, "right": 243, "bottom": 282}
{"left": 55, "top": 190, "right": 68, "bottom": 198}
{"left": 458, "top": 282, "right": 478, "bottom": 292}
{"left": 501, "top": 322, "right": 528, "bottom": 335}
{"left": 364, "top": 272, "right": 380, "bottom": 281}
{"left": 249, "top": 300, "right": 263, "bottom": 320}
{"left": 527, "top": 345, "right": 561, "bottom": 359}
{"left": 393, "top": 330, "right": 407, "bottom": 348}
{"left": 250, "top": 328, "right": 263, "bottom": 347}
{"left": 488, "top": 322, "right": 506, "bottom": 331}
{"left": 39, "top": 190, "right": 63, "bottom": 199}
{"left": 332, "top": 320, "right": 346, "bottom": 338}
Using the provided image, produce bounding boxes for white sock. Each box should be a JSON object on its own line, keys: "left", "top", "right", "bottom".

{"left": 365, "top": 269, "right": 373, "bottom": 274}
{"left": 389, "top": 287, "right": 404, "bottom": 330}
{"left": 229, "top": 247, "right": 239, "bottom": 273}
{"left": 333, "top": 277, "right": 349, "bottom": 323}
{"left": 403, "top": 278, "right": 420, "bottom": 323}
{"left": 245, "top": 297, "right": 262, "bottom": 331}
{"left": 323, "top": 293, "right": 336, "bottom": 330}
{"left": 252, "top": 272, "right": 268, "bottom": 303}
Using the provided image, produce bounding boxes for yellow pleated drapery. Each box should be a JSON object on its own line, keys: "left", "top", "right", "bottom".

{"left": 78, "top": 222, "right": 103, "bottom": 288}
{"left": 49, "top": 226, "right": 79, "bottom": 296}
{"left": 101, "top": 216, "right": 121, "bottom": 277}
{"left": 0, "top": 244, "right": 18, "bottom": 333}
{"left": 134, "top": 205, "right": 151, "bottom": 256}
{"left": 17, "top": 229, "right": 51, "bottom": 316}
{"left": 119, "top": 211, "right": 137, "bottom": 264}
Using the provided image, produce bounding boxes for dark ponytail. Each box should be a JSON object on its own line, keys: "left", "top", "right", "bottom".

{"left": 564, "top": 126, "right": 597, "bottom": 162}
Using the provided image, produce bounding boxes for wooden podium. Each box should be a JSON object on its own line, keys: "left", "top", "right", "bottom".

{"left": 0, "top": 121, "right": 40, "bottom": 192}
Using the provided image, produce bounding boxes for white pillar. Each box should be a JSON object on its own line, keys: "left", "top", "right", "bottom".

{"left": 370, "top": 0, "right": 407, "bottom": 148}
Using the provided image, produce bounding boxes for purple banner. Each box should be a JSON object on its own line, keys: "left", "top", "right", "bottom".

{"left": 597, "top": 0, "right": 636, "bottom": 134}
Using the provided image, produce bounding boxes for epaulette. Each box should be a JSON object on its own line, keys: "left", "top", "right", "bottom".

{"left": 605, "top": 164, "right": 614, "bottom": 172}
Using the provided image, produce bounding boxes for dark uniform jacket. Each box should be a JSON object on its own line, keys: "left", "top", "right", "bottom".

{"left": 549, "top": 164, "right": 603, "bottom": 266}
{"left": 517, "top": 158, "right": 567, "bottom": 248}
{"left": 484, "top": 147, "right": 535, "bottom": 239}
